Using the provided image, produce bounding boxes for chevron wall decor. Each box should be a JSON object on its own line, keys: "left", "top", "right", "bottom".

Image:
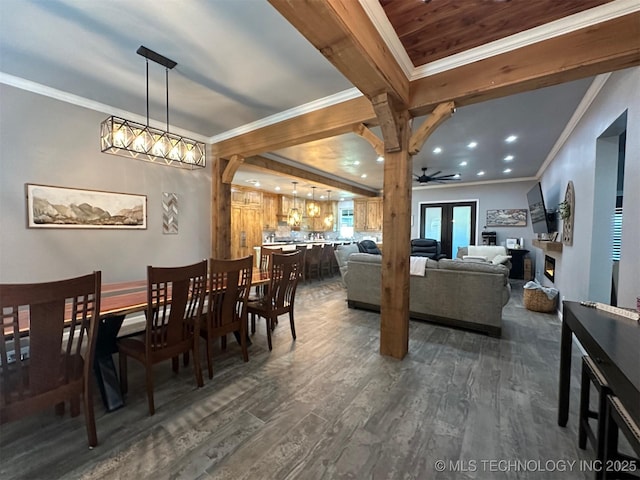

{"left": 162, "top": 192, "right": 178, "bottom": 234}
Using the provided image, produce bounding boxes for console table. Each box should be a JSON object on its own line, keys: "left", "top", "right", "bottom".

{"left": 558, "top": 301, "right": 639, "bottom": 428}
{"left": 508, "top": 248, "right": 529, "bottom": 279}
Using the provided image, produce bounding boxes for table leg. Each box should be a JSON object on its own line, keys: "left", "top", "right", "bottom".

{"left": 558, "top": 319, "right": 572, "bottom": 427}
{"left": 94, "top": 315, "right": 126, "bottom": 412}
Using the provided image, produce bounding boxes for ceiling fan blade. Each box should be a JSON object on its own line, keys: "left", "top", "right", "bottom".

{"left": 435, "top": 173, "right": 458, "bottom": 179}
{"left": 431, "top": 170, "right": 442, "bottom": 177}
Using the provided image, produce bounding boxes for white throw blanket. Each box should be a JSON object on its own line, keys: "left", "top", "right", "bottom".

{"left": 409, "top": 256, "right": 427, "bottom": 276}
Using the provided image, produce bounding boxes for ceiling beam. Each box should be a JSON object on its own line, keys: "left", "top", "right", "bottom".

{"left": 353, "top": 123, "right": 384, "bottom": 156}
{"left": 221, "top": 154, "right": 244, "bottom": 184}
{"left": 409, "top": 101, "right": 455, "bottom": 156}
{"left": 211, "top": 95, "right": 375, "bottom": 159}
{"left": 269, "top": 0, "right": 409, "bottom": 106}
{"left": 243, "top": 155, "right": 379, "bottom": 198}
{"left": 409, "top": 13, "right": 640, "bottom": 117}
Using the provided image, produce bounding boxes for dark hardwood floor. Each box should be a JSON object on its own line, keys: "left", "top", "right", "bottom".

{"left": 1, "top": 278, "right": 598, "bottom": 479}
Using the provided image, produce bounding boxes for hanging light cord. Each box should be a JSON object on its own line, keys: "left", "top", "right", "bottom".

{"left": 165, "top": 67, "right": 169, "bottom": 132}
{"left": 145, "top": 58, "right": 149, "bottom": 127}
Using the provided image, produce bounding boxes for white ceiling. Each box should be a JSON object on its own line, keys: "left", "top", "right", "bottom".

{"left": 0, "top": 0, "right": 597, "bottom": 196}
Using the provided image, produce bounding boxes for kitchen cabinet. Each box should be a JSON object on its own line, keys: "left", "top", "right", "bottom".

{"left": 231, "top": 205, "right": 263, "bottom": 260}
{"left": 231, "top": 188, "right": 262, "bottom": 206}
{"left": 262, "top": 193, "right": 279, "bottom": 229}
{"left": 354, "top": 198, "right": 383, "bottom": 231}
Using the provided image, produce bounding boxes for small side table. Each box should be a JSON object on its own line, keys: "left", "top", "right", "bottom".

{"left": 508, "top": 248, "right": 529, "bottom": 279}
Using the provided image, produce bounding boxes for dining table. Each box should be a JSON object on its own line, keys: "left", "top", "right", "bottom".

{"left": 5, "top": 270, "right": 270, "bottom": 412}
{"left": 95, "top": 270, "right": 270, "bottom": 411}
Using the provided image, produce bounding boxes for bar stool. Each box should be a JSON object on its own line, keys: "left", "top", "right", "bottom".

{"left": 602, "top": 395, "right": 640, "bottom": 479}
{"left": 579, "top": 355, "right": 612, "bottom": 478}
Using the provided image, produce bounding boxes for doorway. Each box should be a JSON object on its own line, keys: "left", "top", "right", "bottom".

{"left": 588, "top": 111, "right": 626, "bottom": 305}
{"left": 419, "top": 201, "right": 477, "bottom": 258}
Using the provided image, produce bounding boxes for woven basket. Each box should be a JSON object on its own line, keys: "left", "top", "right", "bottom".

{"left": 523, "top": 287, "right": 557, "bottom": 313}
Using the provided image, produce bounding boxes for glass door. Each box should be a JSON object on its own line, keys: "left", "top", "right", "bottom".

{"left": 420, "top": 201, "right": 476, "bottom": 258}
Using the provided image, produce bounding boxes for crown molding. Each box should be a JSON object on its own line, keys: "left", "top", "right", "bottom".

{"left": 536, "top": 73, "right": 612, "bottom": 178}
{"left": 0, "top": 72, "right": 210, "bottom": 142}
{"left": 358, "top": 0, "right": 414, "bottom": 78}
{"left": 208, "top": 88, "right": 363, "bottom": 144}
{"left": 412, "top": 176, "right": 537, "bottom": 191}
{"left": 360, "top": 0, "right": 640, "bottom": 82}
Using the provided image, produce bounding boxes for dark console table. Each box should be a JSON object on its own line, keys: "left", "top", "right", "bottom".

{"left": 558, "top": 301, "right": 639, "bottom": 428}
{"left": 508, "top": 248, "right": 529, "bottom": 279}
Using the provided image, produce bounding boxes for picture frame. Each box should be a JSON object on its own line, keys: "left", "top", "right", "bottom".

{"left": 486, "top": 209, "right": 528, "bottom": 227}
{"left": 26, "top": 183, "right": 147, "bottom": 229}
{"left": 506, "top": 238, "right": 519, "bottom": 249}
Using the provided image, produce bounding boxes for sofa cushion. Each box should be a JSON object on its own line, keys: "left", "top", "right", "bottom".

{"left": 439, "top": 258, "right": 509, "bottom": 284}
{"left": 491, "top": 254, "right": 512, "bottom": 265}
{"left": 334, "top": 244, "right": 360, "bottom": 281}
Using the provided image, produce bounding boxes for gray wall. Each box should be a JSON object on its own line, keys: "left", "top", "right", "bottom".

{"left": 0, "top": 85, "right": 212, "bottom": 283}
{"left": 411, "top": 180, "right": 539, "bottom": 265}
{"left": 539, "top": 67, "right": 639, "bottom": 308}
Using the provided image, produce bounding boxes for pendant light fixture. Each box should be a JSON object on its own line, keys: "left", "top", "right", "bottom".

{"left": 323, "top": 190, "right": 334, "bottom": 228}
{"left": 307, "top": 186, "right": 320, "bottom": 218}
{"left": 287, "top": 181, "right": 302, "bottom": 229}
{"left": 100, "top": 46, "right": 206, "bottom": 169}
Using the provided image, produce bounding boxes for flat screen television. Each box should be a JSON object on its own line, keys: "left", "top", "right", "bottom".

{"left": 527, "top": 182, "right": 554, "bottom": 234}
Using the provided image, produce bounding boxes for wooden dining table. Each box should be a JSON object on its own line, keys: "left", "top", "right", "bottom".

{"left": 94, "top": 270, "right": 270, "bottom": 411}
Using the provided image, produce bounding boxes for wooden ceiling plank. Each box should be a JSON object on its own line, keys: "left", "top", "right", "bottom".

{"left": 211, "top": 95, "right": 376, "bottom": 159}
{"left": 221, "top": 154, "right": 244, "bottom": 184}
{"left": 268, "top": 0, "right": 409, "bottom": 106}
{"left": 408, "top": 101, "right": 455, "bottom": 156}
{"left": 353, "top": 123, "right": 384, "bottom": 157}
{"left": 244, "top": 155, "right": 379, "bottom": 198}
{"left": 371, "top": 92, "right": 402, "bottom": 153}
{"left": 409, "top": 13, "right": 640, "bottom": 117}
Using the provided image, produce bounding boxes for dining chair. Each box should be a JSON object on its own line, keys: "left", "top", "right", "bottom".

{"left": 295, "top": 245, "right": 307, "bottom": 282}
{"left": 0, "top": 271, "right": 102, "bottom": 447}
{"left": 304, "top": 244, "right": 322, "bottom": 281}
{"left": 117, "top": 260, "right": 206, "bottom": 415}
{"left": 200, "top": 256, "right": 253, "bottom": 379}
{"left": 320, "top": 243, "right": 334, "bottom": 279}
{"left": 254, "top": 247, "right": 282, "bottom": 300}
{"left": 247, "top": 251, "right": 301, "bottom": 351}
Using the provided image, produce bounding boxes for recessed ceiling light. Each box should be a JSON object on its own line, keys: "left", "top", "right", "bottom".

{"left": 307, "top": 192, "right": 312, "bottom": 197}
{"left": 274, "top": 186, "right": 281, "bottom": 191}
{"left": 339, "top": 197, "right": 345, "bottom": 202}
{"left": 376, "top": 155, "right": 384, "bottom": 162}
{"left": 459, "top": 161, "right": 468, "bottom": 166}
{"left": 433, "top": 147, "right": 442, "bottom": 154}
{"left": 320, "top": 195, "right": 326, "bottom": 199}
{"left": 503, "top": 168, "right": 512, "bottom": 173}
{"left": 477, "top": 171, "right": 485, "bottom": 176}
{"left": 361, "top": 174, "right": 367, "bottom": 178}
{"left": 505, "top": 135, "right": 518, "bottom": 143}
{"left": 354, "top": 160, "right": 360, "bottom": 166}
{"left": 504, "top": 155, "right": 514, "bottom": 161}
{"left": 467, "top": 141, "right": 477, "bottom": 149}
{"left": 254, "top": 182, "right": 260, "bottom": 187}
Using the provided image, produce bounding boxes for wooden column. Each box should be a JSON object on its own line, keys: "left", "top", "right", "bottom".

{"left": 211, "top": 156, "right": 231, "bottom": 259}
{"left": 380, "top": 109, "right": 412, "bottom": 359}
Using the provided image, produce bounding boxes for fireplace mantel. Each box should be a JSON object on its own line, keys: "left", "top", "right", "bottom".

{"left": 532, "top": 239, "right": 563, "bottom": 253}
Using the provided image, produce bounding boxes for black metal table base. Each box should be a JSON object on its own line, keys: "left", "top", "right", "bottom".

{"left": 94, "top": 315, "right": 126, "bottom": 412}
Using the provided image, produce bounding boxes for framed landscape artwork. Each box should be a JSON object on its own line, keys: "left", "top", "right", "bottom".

{"left": 26, "top": 183, "right": 147, "bottom": 229}
{"left": 486, "top": 209, "right": 527, "bottom": 227}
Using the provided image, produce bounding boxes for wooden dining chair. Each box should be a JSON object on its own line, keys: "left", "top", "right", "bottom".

{"left": 247, "top": 251, "right": 301, "bottom": 351}
{"left": 117, "top": 260, "right": 206, "bottom": 415}
{"left": 200, "top": 256, "right": 253, "bottom": 379}
{"left": 320, "top": 243, "right": 334, "bottom": 279}
{"left": 0, "top": 271, "right": 102, "bottom": 447}
{"left": 304, "top": 244, "right": 322, "bottom": 281}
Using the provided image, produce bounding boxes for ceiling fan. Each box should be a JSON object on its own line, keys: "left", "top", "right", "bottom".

{"left": 413, "top": 167, "right": 460, "bottom": 184}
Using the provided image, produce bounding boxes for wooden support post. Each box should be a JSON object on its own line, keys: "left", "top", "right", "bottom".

{"left": 371, "top": 92, "right": 402, "bottom": 153}
{"left": 380, "top": 109, "right": 412, "bottom": 359}
{"left": 212, "top": 156, "right": 231, "bottom": 259}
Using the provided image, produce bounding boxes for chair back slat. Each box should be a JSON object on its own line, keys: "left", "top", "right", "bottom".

{"left": 146, "top": 262, "right": 207, "bottom": 354}
{"left": 0, "top": 272, "right": 101, "bottom": 446}
{"left": 268, "top": 251, "right": 301, "bottom": 312}
{"left": 208, "top": 256, "right": 253, "bottom": 331}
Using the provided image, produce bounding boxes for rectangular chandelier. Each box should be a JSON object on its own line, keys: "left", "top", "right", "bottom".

{"left": 100, "top": 116, "right": 206, "bottom": 169}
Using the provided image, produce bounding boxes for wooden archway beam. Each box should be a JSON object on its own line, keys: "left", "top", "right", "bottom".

{"left": 221, "top": 154, "right": 244, "bottom": 184}
{"left": 408, "top": 101, "right": 456, "bottom": 156}
{"left": 353, "top": 123, "right": 384, "bottom": 157}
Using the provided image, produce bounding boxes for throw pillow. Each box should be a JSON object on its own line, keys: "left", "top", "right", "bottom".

{"left": 462, "top": 255, "right": 488, "bottom": 262}
{"left": 491, "top": 254, "right": 512, "bottom": 265}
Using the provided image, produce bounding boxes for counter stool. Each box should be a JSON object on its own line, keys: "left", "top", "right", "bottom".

{"left": 579, "top": 355, "right": 612, "bottom": 478}
{"left": 602, "top": 395, "right": 640, "bottom": 480}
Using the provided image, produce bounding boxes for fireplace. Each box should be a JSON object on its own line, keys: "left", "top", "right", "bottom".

{"left": 544, "top": 255, "right": 556, "bottom": 282}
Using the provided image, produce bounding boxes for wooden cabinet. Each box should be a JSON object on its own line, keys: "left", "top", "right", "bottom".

{"left": 354, "top": 198, "right": 382, "bottom": 231}
{"left": 262, "top": 193, "right": 278, "bottom": 229}
{"left": 231, "top": 205, "right": 263, "bottom": 260}
{"left": 231, "top": 188, "right": 262, "bottom": 206}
